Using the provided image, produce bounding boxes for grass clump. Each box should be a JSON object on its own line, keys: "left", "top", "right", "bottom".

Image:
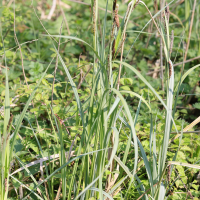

{"left": 1, "top": 0, "right": 200, "bottom": 199}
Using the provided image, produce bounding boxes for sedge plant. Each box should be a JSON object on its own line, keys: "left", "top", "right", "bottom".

{"left": 1, "top": 0, "right": 200, "bottom": 199}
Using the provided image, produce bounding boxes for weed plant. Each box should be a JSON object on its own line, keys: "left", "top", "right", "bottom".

{"left": 0, "top": 0, "right": 200, "bottom": 199}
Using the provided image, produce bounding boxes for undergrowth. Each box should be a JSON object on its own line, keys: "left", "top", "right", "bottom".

{"left": 0, "top": 0, "right": 200, "bottom": 199}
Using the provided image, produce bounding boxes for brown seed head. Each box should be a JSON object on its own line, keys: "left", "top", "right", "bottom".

{"left": 115, "top": 4, "right": 120, "bottom": 28}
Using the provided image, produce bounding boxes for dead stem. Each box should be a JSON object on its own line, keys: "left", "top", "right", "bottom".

{"left": 19, "top": 185, "right": 23, "bottom": 199}
{"left": 170, "top": 30, "right": 174, "bottom": 56}
{"left": 47, "top": 0, "right": 57, "bottom": 20}
{"left": 55, "top": 181, "right": 62, "bottom": 200}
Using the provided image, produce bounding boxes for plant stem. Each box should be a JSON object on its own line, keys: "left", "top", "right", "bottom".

{"left": 117, "top": 31, "right": 126, "bottom": 91}
{"left": 182, "top": 0, "right": 197, "bottom": 72}
{"left": 160, "top": 0, "right": 165, "bottom": 92}
{"left": 51, "top": 19, "right": 64, "bottom": 119}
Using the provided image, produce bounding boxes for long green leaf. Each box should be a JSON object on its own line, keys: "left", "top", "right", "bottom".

{"left": 43, "top": 35, "right": 103, "bottom": 66}
{"left": 10, "top": 175, "right": 43, "bottom": 200}
{"left": 168, "top": 161, "right": 200, "bottom": 170}
{"left": 110, "top": 88, "right": 138, "bottom": 178}
{"left": 74, "top": 127, "right": 119, "bottom": 200}
{"left": 120, "top": 90, "right": 151, "bottom": 112}
{"left": 158, "top": 60, "right": 174, "bottom": 177}
{"left": 114, "top": 61, "right": 179, "bottom": 134}
{"left": 22, "top": 149, "right": 106, "bottom": 200}
{"left": 174, "top": 64, "right": 200, "bottom": 93}
{"left": 89, "top": 187, "right": 114, "bottom": 200}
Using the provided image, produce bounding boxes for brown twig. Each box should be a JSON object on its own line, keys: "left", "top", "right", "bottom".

{"left": 174, "top": 56, "right": 200, "bottom": 67}
{"left": 107, "top": 1, "right": 119, "bottom": 188}
{"left": 117, "top": 0, "right": 140, "bottom": 90}
{"left": 169, "top": 116, "right": 200, "bottom": 144}
{"left": 19, "top": 185, "right": 23, "bottom": 199}
{"left": 58, "top": 1, "right": 71, "bottom": 9}
{"left": 170, "top": 30, "right": 174, "bottom": 56}
{"left": 134, "top": 55, "right": 200, "bottom": 78}
{"left": 47, "top": 0, "right": 57, "bottom": 20}
{"left": 55, "top": 181, "right": 62, "bottom": 200}
{"left": 0, "top": 65, "right": 10, "bottom": 70}
{"left": 7, "top": 0, "right": 14, "bottom": 7}
{"left": 171, "top": 131, "right": 200, "bottom": 134}
{"left": 44, "top": 180, "right": 50, "bottom": 200}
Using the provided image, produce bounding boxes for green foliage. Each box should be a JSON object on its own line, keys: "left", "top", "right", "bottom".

{"left": 0, "top": 0, "right": 200, "bottom": 199}
{"left": 29, "top": 62, "right": 44, "bottom": 81}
